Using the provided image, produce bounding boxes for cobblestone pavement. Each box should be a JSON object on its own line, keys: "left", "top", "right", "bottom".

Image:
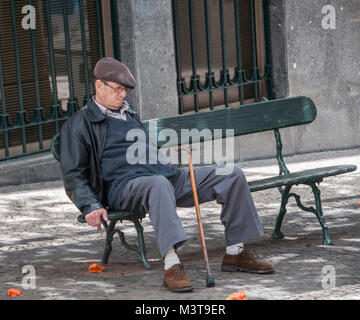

{"left": 0, "top": 148, "right": 359, "bottom": 300}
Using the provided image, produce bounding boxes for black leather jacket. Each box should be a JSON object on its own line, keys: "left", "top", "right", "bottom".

{"left": 60, "top": 99, "right": 145, "bottom": 216}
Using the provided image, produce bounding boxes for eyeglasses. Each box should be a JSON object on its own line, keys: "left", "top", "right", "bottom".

{"left": 101, "top": 80, "right": 129, "bottom": 95}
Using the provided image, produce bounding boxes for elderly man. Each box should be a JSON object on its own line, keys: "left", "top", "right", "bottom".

{"left": 60, "top": 57, "right": 274, "bottom": 293}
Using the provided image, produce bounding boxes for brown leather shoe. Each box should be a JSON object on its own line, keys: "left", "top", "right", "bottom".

{"left": 222, "top": 250, "right": 275, "bottom": 274}
{"left": 163, "top": 263, "right": 193, "bottom": 293}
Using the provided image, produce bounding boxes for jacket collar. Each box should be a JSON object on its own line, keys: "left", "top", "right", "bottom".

{"left": 83, "top": 98, "right": 138, "bottom": 123}
{"left": 83, "top": 99, "right": 105, "bottom": 123}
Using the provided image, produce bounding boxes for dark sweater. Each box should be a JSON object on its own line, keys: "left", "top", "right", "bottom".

{"left": 101, "top": 113, "right": 180, "bottom": 210}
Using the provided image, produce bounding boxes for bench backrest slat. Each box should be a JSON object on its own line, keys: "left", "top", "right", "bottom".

{"left": 143, "top": 96, "right": 316, "bottom": 147}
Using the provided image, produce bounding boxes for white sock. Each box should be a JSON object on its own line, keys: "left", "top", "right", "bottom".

{"left": 164, "top": 248, "right": 180, "bottom": 270}
{"left": 226, "top": 242, "right": 244, "bottom": 255}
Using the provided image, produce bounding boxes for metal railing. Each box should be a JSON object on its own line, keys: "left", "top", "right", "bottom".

{"left": 0, "top": 0, "right": 105, "bottom": 161}
{"left": 172, "top": 0, "right": 273, "bottom": 114}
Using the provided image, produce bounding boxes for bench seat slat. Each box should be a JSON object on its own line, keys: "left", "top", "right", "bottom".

{"left": 249, "top": 165, "right": 357, "bottom": 192}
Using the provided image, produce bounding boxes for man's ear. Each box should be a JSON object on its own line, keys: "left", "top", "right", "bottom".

{"left": 94, "top": 80, "right": 103, "bottom": 95}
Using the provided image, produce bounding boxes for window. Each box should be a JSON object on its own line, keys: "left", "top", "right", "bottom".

{"left": 0, "top": 0, "right": 111, "bottom": 160}
{"left": 172, "top": 0, "right": 272, "bottom": 114}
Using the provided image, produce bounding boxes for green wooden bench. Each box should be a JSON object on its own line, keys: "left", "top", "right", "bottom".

{"left": 51, "top": 96, "right": 357, "bottom": 269}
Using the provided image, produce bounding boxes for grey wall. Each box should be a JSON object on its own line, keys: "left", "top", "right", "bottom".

{"left": 268, "top": 0, "right": 289, "bottom": 99}
{"left": 0, "top": 153, "right": 62, "bottom": 187}
{"left": 116, "top": 0, "right": 179, "bottom": 120}
{"left": 282, "top": 0, "right": 360, "bottom": 153}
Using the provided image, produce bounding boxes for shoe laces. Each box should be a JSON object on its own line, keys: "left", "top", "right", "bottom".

{"left": 173, "top": 263, "right": 185, "bottom": 277}
{"left": 243, "top": 248, "right": 259, "bottom": 259}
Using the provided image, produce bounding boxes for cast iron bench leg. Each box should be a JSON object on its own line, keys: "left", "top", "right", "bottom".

{"left": 101, "top": 218, "right": 151, "bottom": 268}
{"left": 102, "top": 220, "right": 116, "bottom": 265}
{"left": 310, "top": 182, "right": 333, "bottom": 245}
{"left": 272, "top": 181, "right": 333, "bottom": 245}
{"left": 272, "top": 185, "right": 292, "bottom": 240}
{"left": 131, "top": 219, "right": 151, "bottom": 270}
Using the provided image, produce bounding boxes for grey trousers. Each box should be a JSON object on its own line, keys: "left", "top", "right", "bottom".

{"left": 119, "top": 166, "right": 264, "bottom": 258}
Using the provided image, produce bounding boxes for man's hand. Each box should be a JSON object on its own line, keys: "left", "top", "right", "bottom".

{"left": 85, "top": 208, "right": 109, "bottom": 231}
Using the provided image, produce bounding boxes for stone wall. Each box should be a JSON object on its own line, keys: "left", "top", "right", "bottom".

{"left": 283, "top": 0, "right": 360, "bottom": 153}
{"left": 116, "top": 0, "right": 179, "bottom": 120}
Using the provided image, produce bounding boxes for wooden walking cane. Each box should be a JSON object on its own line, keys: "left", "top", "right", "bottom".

{"left": 179, "top": 145, "right": 215, "bottom": 288}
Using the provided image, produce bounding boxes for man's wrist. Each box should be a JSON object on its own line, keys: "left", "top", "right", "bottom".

{"left": 82, "top": 203, "right": 104, "bottom": 216}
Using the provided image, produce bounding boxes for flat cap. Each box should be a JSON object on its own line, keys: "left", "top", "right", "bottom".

{"left": 93, "top": 57, "right": 136, "bottom": 90}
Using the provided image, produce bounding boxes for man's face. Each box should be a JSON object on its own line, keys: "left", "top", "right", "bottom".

{"left": 95, "top": 79, "right": 128, "bottom": 109}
